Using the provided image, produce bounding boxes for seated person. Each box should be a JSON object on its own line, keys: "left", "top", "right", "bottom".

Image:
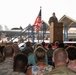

{"left": 28, "top": 44, "right": 48, "bottom": 66}
{"left": 66, "top": 46, "right": 76, "bottom": 72}
{"left": 26, "top": 46, "right": 53, "bottom": 75}
{"left": 47, "top": 43, "right": 54, "bottom": 66}
{"left": 44, "top": 48, "right": 76, "bottom": 75}
{"left": 9, "top": 53, "right": 28, "bottom": 75}
{"left": 12, "top": 43, "right": 21, "bottom": 55}
{"left": 0, "top": 45, "right": 14, "bottom": 74}
{"left": 22, "top": 41, "right": 33, "bottom": 56}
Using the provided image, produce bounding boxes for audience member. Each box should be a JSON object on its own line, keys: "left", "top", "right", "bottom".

{"left": 25, "top": 41, "right": 33, "bottom": 51}
{"left": 41, "top": 41, "right": 48, "bottom": 50}
{"left": 28, "top": 52, "right": 36, "bottom": 66}
{"left": 54, "top": 41, "right": 59, "bottom": 49}
{"left": 36, "top": 43, "right": 42, "bottom": 48}
{"left": 26, "top": 46, "right": 53, "bottom": 75}
{"left": 0, "top": 45, "right": 14, "bottom": 74}
{"left": 32, "top": 43, "right": 37, "bottom": 50}
{"left": 44, "top": 48, "right": 76, "bottom": 75}
{"left": 5, "top": 53, "right": 27, "bottom": 75}
{"left": 58, "top": 42, "right": 65, "bottom": 48}
{"left": 66, "top": 46, "right": 76, "bottom": 72}
{"left": 28, "top": 44, "right": 48, "bottom": 66}
{"left": 64, "top": 43, "right": 69, "bottom": 49}
{"left": 47, "top": 43, "right": 54, "bottom": 66}
{"left": 22, "top": 41, "right": 33, "bottom": 56}
{"left": 47, "top": 43, "right": 53, "bottom": 57}
{"left": 11, "top": 53, "right": 28, "bottom": 75}
{"left": 72, "top": 43, "right": 76, "bottom": 47}
{"left": 12, "top": 43, "right": 20, "bottom": 55}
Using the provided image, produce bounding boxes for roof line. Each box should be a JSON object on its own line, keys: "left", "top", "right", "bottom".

{"left": 59, "top": 15, "right": 76, "bottom": 23}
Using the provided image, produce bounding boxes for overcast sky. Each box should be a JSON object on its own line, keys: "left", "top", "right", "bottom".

{"left": 0, "top": 0, "right": 76, "bottom": 29}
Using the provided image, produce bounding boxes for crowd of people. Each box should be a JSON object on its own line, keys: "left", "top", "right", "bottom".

{"left": 0, "top": 41, "right": 76, "bottom": 75}
{"left": 0, "top": 12, "right": 76, "bottom": 75}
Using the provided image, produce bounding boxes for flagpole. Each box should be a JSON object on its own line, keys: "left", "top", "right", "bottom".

{"left": 40, "top": 6, "right": 42, "bottom": 20}
{"left": 40, "top": 6, "right": 42, "bottom": 10}
{"left": 38, "top": 6, "right": 42, "bottom": 43}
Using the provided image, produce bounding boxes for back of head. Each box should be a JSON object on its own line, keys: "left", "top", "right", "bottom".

{"left": 12, "top": 43, "right": 20, "bottom": 54}
{"left": 55, "top": 41, "right": 59, "bottom": 48}
{"left": 53, "top": 48, "right": 68, "bottom": 65}
{"left": 66, "top": 46, "right": 76, "bottom": 60}
{"left": 3, "top": 45, "right": 14, "bottom": 57}
{"left": 34, "top": 46, "right": 46, "bottom": 62}
{"left": 48, "top": 43, "right": 52, "bottom": 49}
{"left": 58, "top": 42, "right": 65, "bottom": 48}
{"left": 22, "top": 48, "right": 33, "bottom": 56}
{"left": 72, "top": 43, "right": 76, "bottom": 47}
{"left": 26, "top": 41, "right": 31, "bottom": 48}
{"left": 42, "top": 41, "right": 46, "bottom": 47}
{"left": 13, "top": 53, "right": 28, "bottom": 73}
{"left": 44, "top": 48, "right": 76, "bottom": 75}
{"left": 36, "top": 44, "right": 42, "bottom": 48}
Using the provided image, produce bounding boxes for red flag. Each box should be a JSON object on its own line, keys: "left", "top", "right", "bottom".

{"left": 33, "top": 8, "right": 41, "bottom": 31}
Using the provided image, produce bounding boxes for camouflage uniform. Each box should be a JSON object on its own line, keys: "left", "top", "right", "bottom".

{"left": 44, "top": 66, "right": 76, "bottom": 75}
{"left": 0, "top": 69, "right": 25, "bottom": 75}
{"left": 0, "top": 58, "right": 26, "bottom": 75}
{"left": 0, "top": 53, "right": 4, "bottom": 63}
{"left": 0, "top": 58, "right": 13, "bottom": 75}
{"left": 9, "top": 72, "right": 25, "bottom": 75}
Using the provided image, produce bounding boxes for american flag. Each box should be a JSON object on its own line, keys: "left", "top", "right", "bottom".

{"left": 33, "top": 8, "right": 41, "bottom": 31}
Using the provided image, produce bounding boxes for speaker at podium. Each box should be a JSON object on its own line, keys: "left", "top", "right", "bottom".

{"left": 50, "top": 22, "right": 63, "bottom": 43}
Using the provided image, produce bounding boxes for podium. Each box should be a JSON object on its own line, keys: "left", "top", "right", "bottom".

{"left": 50, "top": 22, "right": 63, "bottom": 43}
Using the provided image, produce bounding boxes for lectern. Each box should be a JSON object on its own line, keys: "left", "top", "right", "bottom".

{"left": 50, "top": 22, "right": 63, "bottom": 43}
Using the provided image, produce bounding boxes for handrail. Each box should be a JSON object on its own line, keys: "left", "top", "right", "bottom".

{"left": 9, "top": 24, "right": 31, "bottom": 42}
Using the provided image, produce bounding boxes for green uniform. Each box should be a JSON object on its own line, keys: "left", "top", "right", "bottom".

{"left": 44, "top": 66, "right": 76, "bottom": 75}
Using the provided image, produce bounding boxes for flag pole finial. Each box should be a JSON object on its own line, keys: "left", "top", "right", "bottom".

{"left": 40, "top": 6, "right": 42, "bottom": 9}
